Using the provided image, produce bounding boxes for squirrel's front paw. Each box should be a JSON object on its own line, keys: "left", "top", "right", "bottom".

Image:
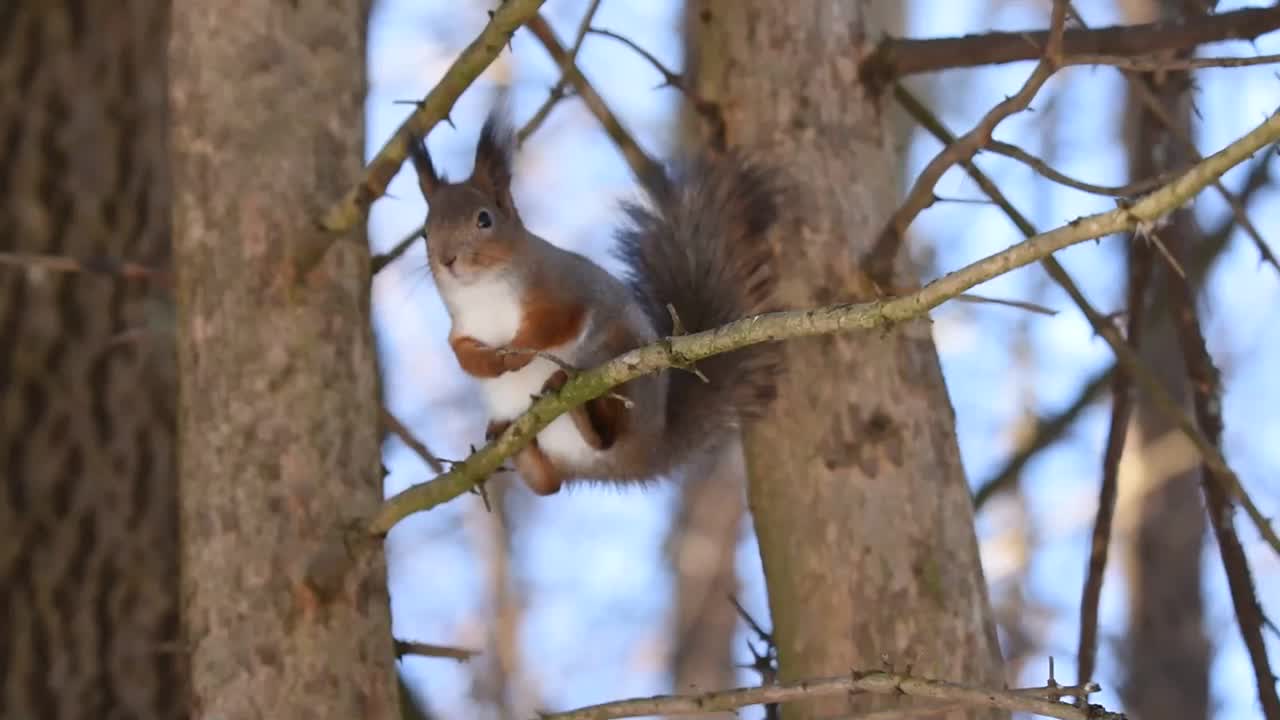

{"left": 450, "top": 335, "right": 509, "bottom": 378}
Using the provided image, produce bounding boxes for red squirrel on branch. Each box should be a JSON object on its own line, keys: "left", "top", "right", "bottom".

{"left": 409, "top": 99, "right": 782, "bottom": 495}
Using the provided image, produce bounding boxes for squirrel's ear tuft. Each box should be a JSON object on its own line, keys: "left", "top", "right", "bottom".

{"left": 472, "top": 91, "right": 517, "bottom": 208}
{"left": 408, "top": 132, "right": 443, "bottom": 198}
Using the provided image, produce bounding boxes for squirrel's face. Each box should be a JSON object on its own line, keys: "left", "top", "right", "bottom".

{"left": 424, "top": 182, "right": 520, "bottom": 284}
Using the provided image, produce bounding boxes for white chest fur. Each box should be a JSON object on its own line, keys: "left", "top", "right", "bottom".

{"left": 440, "top": 274, "right": 522, "bottom": 347}
{"left": 438, "top": 273, "right": 601, "bottom": 469}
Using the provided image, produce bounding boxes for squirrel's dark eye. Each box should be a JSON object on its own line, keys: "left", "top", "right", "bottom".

{"left": 476, "top": 209, "right": 493, "bottom": 229}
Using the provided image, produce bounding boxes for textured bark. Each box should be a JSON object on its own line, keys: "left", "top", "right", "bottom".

{"left": 170, "top": 2, "right": 397, "bottom": 718}
{"left": 1118, "top": 3, "right": 1209, "bottom": 719}
{"left": 683, "top": 4, "right": 1004, "bottom": 719}
{"left": 0, "top": 3, "right": 184, "bottom": 719}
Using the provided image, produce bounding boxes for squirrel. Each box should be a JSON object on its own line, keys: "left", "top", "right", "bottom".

{"left": 408, "top": 101, "right": 782, "bottom": 496}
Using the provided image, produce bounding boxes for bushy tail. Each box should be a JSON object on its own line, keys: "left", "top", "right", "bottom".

{"left": 613, "top": 151, "right": 784, "bottom": 471}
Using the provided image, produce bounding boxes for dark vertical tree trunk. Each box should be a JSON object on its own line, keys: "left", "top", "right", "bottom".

{"left": 1, "top": 3, "right": 184, "bottom": 718}
{"left": 1119, "top": 2, "right": 1210, "bottom": 718}
{"left": 683, "top": 3, "right": 1005, "bottom": 718}
{"left": 170, "top": 1, "right": 397, "bottom": 717}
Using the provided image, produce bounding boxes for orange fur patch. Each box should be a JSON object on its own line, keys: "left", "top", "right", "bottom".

{"left": 449, "top": 334, "right": 509, "bottom": 378}
{"left": 512, "top": 289, "right": 586, "bottom": 350}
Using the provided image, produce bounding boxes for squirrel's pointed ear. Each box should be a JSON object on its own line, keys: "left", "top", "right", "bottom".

{"left": 408, "top": 132, "right": 443, "bottom": 198}
{"left": 472, "top": 94, "right": 517, "bottom": 209}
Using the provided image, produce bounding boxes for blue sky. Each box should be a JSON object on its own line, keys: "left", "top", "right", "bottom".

{"left": 364, "top": 1, "right": 1280, "bottom": 717}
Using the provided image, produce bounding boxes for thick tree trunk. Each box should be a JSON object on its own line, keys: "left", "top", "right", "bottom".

{"left": 683, "top": 4, "right": 1004, "bottom": 718}
{"left": 1118, "top": 3, "right": 1209, "bottom": 719}
{"left": 1, "top": 3, "right": 184, "bottom": 719}
{"left": 170, "top": 2, "right": 397, "bottom": 717}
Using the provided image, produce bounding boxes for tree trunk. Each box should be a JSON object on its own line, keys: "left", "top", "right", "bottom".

{"left": 1, "top": 3, "right": 184, "bottom": 718}
{"left": 170, "top": 2, "right": 397, "bottom": 717}
{"left": 683, "top": 4, "right": 1004, "bottom": 718}
{"left": 1118, "top": 3, "right": 1209, "bottom": 718}
{"left": 664, "top": 445, "right": 747, "bottom": 711}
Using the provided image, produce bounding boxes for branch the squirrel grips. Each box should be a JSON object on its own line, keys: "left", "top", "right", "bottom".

{"left": 409, "top": 97, "right": 784, "bottom": 496}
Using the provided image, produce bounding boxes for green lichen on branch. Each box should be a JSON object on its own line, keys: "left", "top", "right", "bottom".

{"left": 367, "top": 106, "right": 1280, "bottom": 537}
{"left": 317, "top": 0, "right": 547, "bottom": 236}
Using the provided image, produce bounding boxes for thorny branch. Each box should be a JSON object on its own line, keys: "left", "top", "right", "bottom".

{"left": 893, "top": 81, "right": 1280, "bottom": 558}
{"left": 1061, "top": 1, "right": 1280, "bottom": 273}
{"left": 317, "top": 0, "right": 547, "bottom": 237}
{"left": 863, "top": 0, "right": 1069, "bottom": 287}
{"left": 381, "top": 407, "right": 445, "bottom": 474}
{"left": 366, "top": 106, "right": 1280, "bottom": 535}
{"left": 585, "top": 27, "right": 726, "bottom": 148}
{"left": 536, "top": 671, "right": 1113, "bottom": 720}
{"left": 1168, "top": 242, "right": 1280, "bottom": 720}
{"left": 859, "top": 4, "right": 1280, "bottom": 86}
{"left": 516, "top": 0, "right": 602, "bottom": 144}
{"left": 524, "top": 14, "right": 664, "bottom": 185}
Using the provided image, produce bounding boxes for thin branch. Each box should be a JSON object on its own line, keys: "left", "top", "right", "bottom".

{"left": 393, "top": 639, "right": 479, "bottom": 662}
{"left": 371, "top": 225, "right": 424, "bottom": 276}
{"left": 985, "top": 140, "right": 1176, "bottom": 197}
{"left": 365, "top": 106, "right": 1280, "bottom": 535}
{"left": 896, "top": 82, "right": 1280, "bottom": 556}
{"left": 1069, "top": 51, "right": 1280, "bottom": 72}
{"left": 381, "top": 407, "right": 445, "bottom": 474}
{"left": 972, "top": 151, "right": 1271, "bottom": 509}
{"left": 523, "top": 14, "right": 665, "bottom": 185}
{"left": 972, "top": 362, "right": 1115, "bottom": 508}
{"left": 1076, "top": 234, "right": 1154, "bottom": 696}
{"left": 1168, "top": 244, "right": 1280, "bottom": 720}
{"left": 1061, "top": 2, "right": 1280, "bottom": 275}
{"left": 516, "top": 0, "right": 602, "bottom": 144}
{"left": 585, "top": 27, "right": 725, "bottom": 146}
{"left": 858, "top": 5, "right": 1280, "bottom": 86}
{"left": 536, "top": 671, "right": 1113, "bottom": 720}
{"left": 317, "top": 0, "right": 547, "bottom": 235}
{"left": 864, "top": 0, "right": 1068, "bottom": 287}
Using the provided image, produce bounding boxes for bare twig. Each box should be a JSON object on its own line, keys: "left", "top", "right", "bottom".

{"left": 318, "top": 0, "right": 546, "bottom": 235}
{"left": 366, "top": 106, "right": 1280, "bottom": 534}
{"left": 858, "top": 5, "right": 1280, "bottom": 85}
{"left": 536, "top": 671, "right": 1113, "bottom": 720}
{"left": 1068, "top": 51, "right": 1280, "bottom": 72}
{"left": 1076, "top": 233, "right": 1154, "bottom": 695}
{"left": 516, "top": 0, "right": 602, "bottom": 144}
{"left": 585, "top": 27, "right": 725, "bottom": 146}
{"left": 1062, "top": 3, "right": 1280, "bottom": 274}
{"left": 985, "top": 139, "right": 1176, "bottom": 197}
{"left": 393, "top": 639, "right": 479, "bottom": 662}
{"left": 972, "top": 362, "right": 1115, "bottom": 508}
{"left": 894, "top": 81, "right": 1280, "bottom": 555}
{"left": 864, "top": 0, "right": 1069, "bottom": 286}
{"left": 371, "top": 224, "right": 425, "bottom": 276}
{"left": 972, "top": 153, "right": 1272, "bottom": 509}
{"left": 523, "top": 14, "right": 664, "bottom": 185}
{"left": 381, "top": 407, "right": 445, "bottom": 474}
{"left": 1168, "top": 245, "right": 1280, "bottom": 720}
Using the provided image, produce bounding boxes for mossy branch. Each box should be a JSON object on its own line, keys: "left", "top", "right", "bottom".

{"left": 366, "top": 106, "right": 1280, "bottom": 537}
{"left": 317, "top": 0, "right": 547, "bottom": 236}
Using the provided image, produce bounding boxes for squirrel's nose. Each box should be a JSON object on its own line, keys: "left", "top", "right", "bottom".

{"left": 441, "top": 255, "right": 457, "bottom": 270}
